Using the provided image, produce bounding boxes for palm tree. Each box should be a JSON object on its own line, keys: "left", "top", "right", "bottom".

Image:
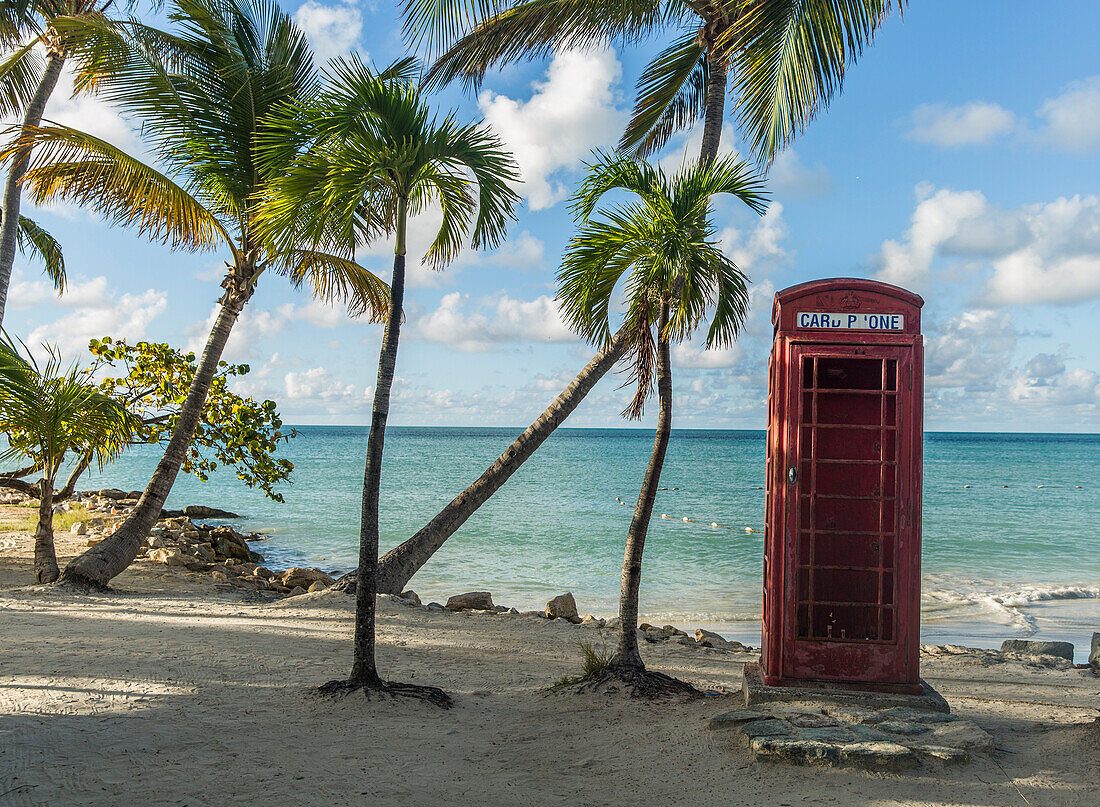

{"left": 555, "top": 152, "right": 765, "bottom": 695}
{"left": 3, "top": 0, "right": 389, "bottom": 589}
{"left": 0, "top": 0, "right": 137, "bottom": 322}
{"left": 258, "top": 58, "right": 519, "bottom": 702}
{"left": 0, "top": 333, "right": 138, "bottom": 582}
{"left": 368, "top": 0, "right": 905, "bottom": 594}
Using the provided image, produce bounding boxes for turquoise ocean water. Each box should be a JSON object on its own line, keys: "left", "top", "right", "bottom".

{"left": 77, "top": 428, "right": 1100, "bottom": 661}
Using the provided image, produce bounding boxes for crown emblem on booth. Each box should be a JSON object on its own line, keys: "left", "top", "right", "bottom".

{"left": 840, "top": 292, "right": 862, "bottom": 310}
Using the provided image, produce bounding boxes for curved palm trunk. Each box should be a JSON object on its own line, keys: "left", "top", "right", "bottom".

{"left": 350, "top": 244, "right": 406, "bottom": 685}
{"left": 33, "top": 475, "right": 59, "bottom": 584}
{"left": 0, "top": 51, "right": 65, "bottom": 324}
{"left": 612, "top": 312, "right": 672, "bottom": 670}
{"left": 58, "top": 291, "right": 245, "bottom": 588}
{"left": 372, "top": 324, "right": 629, "bottom": 593}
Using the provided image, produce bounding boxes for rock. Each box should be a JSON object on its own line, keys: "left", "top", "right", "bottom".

{"left": 252, "top": 566, "right": 274, "bottom": 580}
{"left": 580, "top": 615, "right": 605, "bottom": 626}
{"left": 877, "top": 720, "right": 929, "bottom": 736}
{"left": 69, "top": 521, "right": 87, "bottom": 535}
{"left": 1090, "top": 632, "right": 1099, "bottom": 672}
{"left": 183, "top": 505, "right": 240, "bottom": 519}
{"left": 426, "top": 602, "right": 444, "bottom": 612}
{"left": 280, "top": 567, "right": 334, "bottom": 590}
{"left": 1000, "top": 639, "right": 1074, "bottom": 662}
{"left": 908, "top": 744, "right": 970, "bottom": 764}
{"left": 693, "top": 628, "right": 747, "bottom": 650}
{"left": 924, "top": 720, "right": 994, "bottom": 753}
{"left": 604, "top": 617, "right": 621, "bottom": 630}
{"left": 307, "top": 581, "right": 327, "bottom": 593}
{"left": 149, "top": 548, "right": 186, "bottom": 567}
{"left": 211, "top": 570, "right": 229, "bottom": 582}
{"left": 447, "top": 591, "right": 494, "bottom": 611}
{"left": 397, "top": 590, "right": 422, "bottom": 606}
{"left": 83, "top": 538, "right": 101, "bottom": 547}
{"left": 708, "top": 710, "right": 768, "bottom": 730}
{"left": 97, "top": 488, "right": 129, "bottom": 500}
{"left": 544, "top": 592, "right": 578, "bottom": 621}
{"left": 287, "top": 586, "right": 307, "bottom": 596}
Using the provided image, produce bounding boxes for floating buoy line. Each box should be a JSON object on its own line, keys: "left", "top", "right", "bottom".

{"left": 613, "top": 497, "right": 762, "bottom": 533}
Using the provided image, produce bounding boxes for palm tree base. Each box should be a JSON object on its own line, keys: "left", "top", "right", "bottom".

{"left": 54, "top": 570, "right": 112, "bottom": 593}
{"left": 316, "top": 677, "right": 453, "bottom": 708}
{"left": 567, "top": 662, "right": 702, "bottom": 699}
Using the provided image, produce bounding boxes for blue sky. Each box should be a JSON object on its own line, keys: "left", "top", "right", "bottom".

{"left": 6, "top": 0, "right": 1100, "bottom": 431}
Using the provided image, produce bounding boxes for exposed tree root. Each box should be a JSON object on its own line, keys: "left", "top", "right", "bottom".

{"left": 316, "top": 678, "right": 453, "bottom": 708}
{"left": 564, "top": 664, "right": 702, "bottom": 699}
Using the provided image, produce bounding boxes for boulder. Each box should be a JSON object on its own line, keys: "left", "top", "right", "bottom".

{"left": 544, "top": 592, "right": 578, "bottom": 621}
{"left": 149, "top": 548, "right": 186, "bottom": 567}
{"left": 97, "top": 488, "right": 129, "bottom": 500}
{"left": 307, "top": 581, "right": 327, "bottom": 593}
{"left": 694, "top": 628, "right": 747, "bottom": 651}
{"left": 252, "top": 566, "right": 274, "bottom": 580}
{"left": 211, "top": 569, "right": 229, "bottom": 583}
{"left": 1000, "top": 639, "right": 1074, "bottom": 662}
{"left": 446, "top": 591, "right": 494, "bottom": 611}
{"left": 69, "top": 521, "right": 87, "bottom": 536}
{"left": 287, "top": 586, "right": 307, "bottom": 596}
{"left": 184, "top": 505, "right": 240, "bottom": 519}
{"left": 397, "top": 590, "right": 422, "bottom": 606}
{"left": 281, "top": 567, "right": 334, "bottom": 589}
{"left": 1091, "top": 632, "right": 1100, "bottom": 672}
{"left": 426, "top": 602, "right": 444, "bottom": 612}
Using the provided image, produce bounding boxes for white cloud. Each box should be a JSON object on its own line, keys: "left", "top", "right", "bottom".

{"left": 672, "top": 340, "right": 745, "bottom": 369}
{"left": 26, "top": 277, "right": 167, "bottom": 356}
{"left": 720, "top": 203, "right": 789, "bottom": 277}
{"left": 768, "top": 150, "right": 832, "bottom": 198}
{"left": 875, "top": 186, "right": 1100, "bottom": 304}
{"left": 414, "top": 291, "right": 578, "bottom": 351}
{"left": 908, "top": 102, "right": 1015, "bottom": 147}
{"left": 294, "top": 1, "right": 363, "bottom": 64}
{"left": 924, "top": 309, "right": 1019, "bottom": 392}
{"left": 284, "top": 366, "right": 359, "bottom": 401}
{"left": 1036, "top": 75, "right": 1100, "bottom": 153}
{"left": 478, "top": 46, "right": 627, "bottom": 210}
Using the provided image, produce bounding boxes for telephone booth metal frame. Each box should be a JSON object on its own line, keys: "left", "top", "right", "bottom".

{"left": 762, "top": 278, "right": 925, "bottom": 693}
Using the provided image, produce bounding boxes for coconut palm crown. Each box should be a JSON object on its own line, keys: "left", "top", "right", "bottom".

{"left": 2, "top": 0, "right": 390, "bottom": 589}
{"left": 0, "top": 332, "right": 139, "bottom": 583}
{"left": 407, "top": 0, "right": 906, "bottom": 163}
{"left": 558, "top": 151, "right": 766, "bottom": 416}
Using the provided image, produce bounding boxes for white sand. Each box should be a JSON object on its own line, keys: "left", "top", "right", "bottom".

{"left": 1, "top": 526, "right": 1098, "bottom": 806}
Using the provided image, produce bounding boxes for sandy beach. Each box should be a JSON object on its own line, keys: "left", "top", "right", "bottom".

{"left": 1, "top": 525, "right": 1097, "bottom": 807}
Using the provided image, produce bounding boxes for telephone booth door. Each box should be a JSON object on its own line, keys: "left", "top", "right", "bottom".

{"left": 783, "top": 345, "right": 918, "bottom": 686}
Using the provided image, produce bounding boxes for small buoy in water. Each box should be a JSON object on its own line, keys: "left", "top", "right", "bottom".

{"left": 744, "top": 527, "right": 753, "bottom": 533}
{"left": 1037, "top": 485, "right": 1045, "bottom": 488}
{"left": 710, "top": 522, "right": 719, "bottom": 527}
{"left": 682, "top": 517, "right": 690, "bottom": 522}
{"left": 1076, "top": 485, "right": 1083, "bottom": 489}
{"left": 1002, "top": 485, "right": 1009, "bottom": 488}
{"left": 963, "top": 485, "right": 971, "bottom": 488}
{"left": 661, "top": 513, "right": 670, "bottom": 519}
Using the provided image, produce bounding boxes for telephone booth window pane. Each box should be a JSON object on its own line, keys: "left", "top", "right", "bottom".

{"left": 802, "top": 356, "right": 815, "bottom": 389}
{"left": 815, "top": 497, "right": 879, "bottom": 532}
{"left": 884, "top": 398, "right": 897, "bottom": 426}
{"left": 882, "top": 572, "right": 895, "bottom": 605}
{"left": 802, "top": 392, "right": 814, "bottom": 421}
{"left": 815, "top": 569, "right": 879, "bottom": 603}
{"left": 816, "top": 357, "right": 883, "bottom": 390}
{"left": 815, "top": 428, "right": 880, "bottom": 460}
{"left": 817, "top": 394, "right": 881, "bottom": 425}
{"left": 885, "top": 360, "right": 897, "bottom": 391}
{"left": 797, "top": 604, "right": 810, "bottom": 638}
{"left": 797, "top": 567, "right": 810, "bottom": 601}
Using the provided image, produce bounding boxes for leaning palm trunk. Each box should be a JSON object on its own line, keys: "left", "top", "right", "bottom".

{"left": 0, "top": 50, "right": 65, "bottom": 324}
{"left": 33, "top": 473, "right": 59, "bottom": 583}
{"left": 368, "top": 78, "right": 726, "bottom": 594}
{"left": 369, "top": 324, "right": 629, "bottom": 593}
{"left": 58, "top": 288, "right": 245, "bottom": 588}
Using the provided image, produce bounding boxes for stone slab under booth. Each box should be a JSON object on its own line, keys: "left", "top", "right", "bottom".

{"left": 740, "top": 661, "right": 950, "bottom": 713}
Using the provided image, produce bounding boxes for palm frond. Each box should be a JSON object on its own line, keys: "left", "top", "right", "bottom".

{"left": 16, "top": 215, "right": 65, "bottom": 291}
{"left": 619, "top": 30, "right": 705, "bottom": 158}
{"left": 0, "top": 39, "right": 45, "bottom": 119}
{"left": 3, "top": 122, "right": 232, "bottom": 253}
{"left": 728, "top": 0, "right": 905, "bottom": 164}
{"left": 273, "top": 250, "right": 390, "bottom": 321}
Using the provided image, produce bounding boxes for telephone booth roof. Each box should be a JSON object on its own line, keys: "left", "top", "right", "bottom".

{"left": 772, "top": 278, "right": 925, "bottom": 336}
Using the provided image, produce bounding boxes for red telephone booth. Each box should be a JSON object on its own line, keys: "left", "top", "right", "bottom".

{"left": 762, "top": 278, "right": 924, "bottom": 693}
